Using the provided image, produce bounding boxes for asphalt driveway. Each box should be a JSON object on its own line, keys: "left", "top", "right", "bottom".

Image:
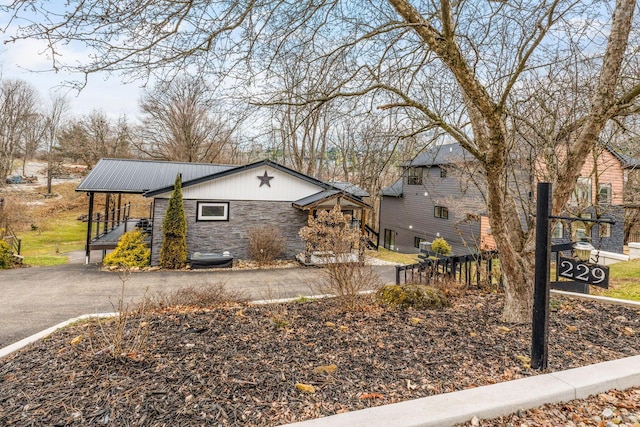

{"left": 0, "top": 262, "right": 396, "bottom": 349}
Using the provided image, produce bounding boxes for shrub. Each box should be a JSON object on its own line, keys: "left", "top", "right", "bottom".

{"left": 103, "top": 230, "right": 150, "bottom": 268}
{"left": 0, "top": 239, "right": 12, "bottom": 269}
{"left": 148, "top": 283, "right": 248, "bottom": 310}
{"left": 299, "top": 205, "right": 380, "bottom": 310}
{"left": 299, "top": 205, "right": 361, "bottom": 261}
{"left": 160, "top": 174, "right": 187, "bottom": 269}
{"left": 375, "top": 284, "right": 450, "bottom": 310}
{"left": 431, "top": 237, "right": 452, "bottom": 256}
{"left": 247, "top": 225, "right": 286, "bottom": 264}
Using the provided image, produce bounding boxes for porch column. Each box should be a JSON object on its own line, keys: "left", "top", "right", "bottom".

{"left": 85, "top": 192, "right": 95, "bottom": 264}
{"left": 305, "top": 209, "right": 314, "bottom": 264}
{"left": 104, "top": 193, "right": 110, "bottom": 234}
{"left": 361, "top": 210, "right": 367, "bottom": 234}
{"left": 117, "top": 193, "right": 122, "bottom": 225}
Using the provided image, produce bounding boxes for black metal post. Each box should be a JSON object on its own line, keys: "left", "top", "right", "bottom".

{"left": 532, "top": 182, "right": 552, "bottom": 370}
{"left": 85, "top": 192, "right": 94, "bottom": 264}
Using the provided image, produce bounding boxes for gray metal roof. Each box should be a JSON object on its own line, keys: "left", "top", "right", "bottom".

{"left": 292, "top": 189, "right": 371, "bottom": 209}
{"left": 293, "top": 190, "right": 342, "bottom": 207}
{"left": 401, "top": 142, "right": 472, "bottom": 167}
{"left": 328, "top": 182, "right": 369, "bottom": 197}
{"left": 380, "top": 178, "right": 403, "bottom": 197}
{"left": 76, "top": 158, "right": 235, "bottom": 193}
{"left": 606, "top": 145, "right": 640, "bottom": 169}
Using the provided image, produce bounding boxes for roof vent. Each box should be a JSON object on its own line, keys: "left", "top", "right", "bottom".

{"left": 449, "top": 146, "right": 453, "bottom": 152}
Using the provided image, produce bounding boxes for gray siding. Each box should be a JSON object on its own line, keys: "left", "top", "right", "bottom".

{"left": 379, "top": 166, "right": 483, "bottom": 255}
{"left": 151, "top": 199, "right": 308, "bottom": 265}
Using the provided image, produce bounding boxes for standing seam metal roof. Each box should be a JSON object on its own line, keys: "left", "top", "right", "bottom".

{"left": 292, "top": 190, "right": 371, "bottom": 209}
{"left": 380, "top": 178, "right": 403, "bottom": 197}
{"left": 76, "top": 158, "right": 236, "bottom": 193}
{"left": 401, "top": 142, "right": 471, "bottom": 167}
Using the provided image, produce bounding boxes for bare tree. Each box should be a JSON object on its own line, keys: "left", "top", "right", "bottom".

{"left": 42, "top": 94, "right": 70, "bottom": 194}
{"left": 3, "top": 0, "right": 638, "bottom": 322}
{"left": 58, "top": 110, "right": 132, "bottom": 167}
{"left": 0, "top": 79, "right": 39, "bottom": 181}
{"left": 135, "top": 76, "right": 240, "bottom": 163}
{"left": 20, "top": 113, "right": 46, "bottom": 176}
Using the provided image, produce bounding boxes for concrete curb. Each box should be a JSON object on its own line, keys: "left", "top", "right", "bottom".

{"left": 551, "top": 289, "right": 640, "bottom": 309}
{"left": 280, "top": 355, "right": 640, "bottom": 427}
{"left": 0, "top": 313, "right": 116, "bottom": 360}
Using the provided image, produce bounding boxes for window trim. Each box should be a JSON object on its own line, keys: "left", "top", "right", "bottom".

{"left": 196, "top": 201, "right": 230, "bottom": 221}
{"left": 434, "top": 206, "right": 449, "bottom": 219}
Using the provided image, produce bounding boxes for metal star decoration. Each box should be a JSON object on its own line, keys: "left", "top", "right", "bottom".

{"left": 257, "top": 170, "right": 274, "bottom": 187}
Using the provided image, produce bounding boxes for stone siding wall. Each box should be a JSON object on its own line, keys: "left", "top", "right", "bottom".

{"left": 151, "top": 199, "right": 308, "bottom": 265}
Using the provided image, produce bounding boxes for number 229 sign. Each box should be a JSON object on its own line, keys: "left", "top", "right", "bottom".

{"left": 557, "top": 256, "right": 609, "bottom": 288}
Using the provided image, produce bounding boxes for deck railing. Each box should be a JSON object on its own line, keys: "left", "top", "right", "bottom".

{"left": 396, "top": 250, "right": 501, "bottom": 289}
{"left": 91, "top": 202, "right": 131, "bottom": 239}
{"left": 1, "top": 225, "right": 21, "bottom": 255}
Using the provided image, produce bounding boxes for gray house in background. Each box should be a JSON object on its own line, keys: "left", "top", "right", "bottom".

{"left": 379, "top": 143, "right": 487, "bottom": 255}
{"left": 379, "top": 142, "right": 639, "bottom": 256}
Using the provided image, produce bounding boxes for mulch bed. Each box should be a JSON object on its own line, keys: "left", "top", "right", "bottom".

{"left": 0, "top": 291, "right": 639, "bottom": 426}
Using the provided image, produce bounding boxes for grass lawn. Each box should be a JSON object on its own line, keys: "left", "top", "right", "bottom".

{"left": 591, "top": 258, "right": 640, "bottom": 302}
{"left": 20, "top": 211, "right": 87, "bottom": 266}
{"left": 368, "top": 247, "right": 421, "bottom": 264}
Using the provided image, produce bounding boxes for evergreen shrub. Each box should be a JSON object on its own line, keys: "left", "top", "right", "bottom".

{"left": 160, "top": 174, "right": 188, "bottom": 269}
{"left": 0, "top": 239, "right": 12, "bottom": 269}
{"left": 103, "top": 230, "right": 150, "bottom": 268}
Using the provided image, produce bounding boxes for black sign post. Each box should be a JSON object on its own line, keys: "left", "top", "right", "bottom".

{"left": 531, "top": 182, "right": 551, "bottom": 370}
{"left": 531, "top": 183, "right": 613, "bottom": 370}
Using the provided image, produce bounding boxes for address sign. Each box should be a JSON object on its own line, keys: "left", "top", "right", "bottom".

{"left": 557, "top": 256, "right": 609, "bottom": 288}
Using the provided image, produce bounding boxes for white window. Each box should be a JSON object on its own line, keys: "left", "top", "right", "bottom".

{"left": 599, "top": 223, "right": 611, "bottom": 238}
{"left": 197, "top": 202, "right": 229, "bottom": 221}
{"left": 598, "top": 183, "right": 612, "bottom": 204}
{"left": 407, "top": 167, "right": 423, "bottom": 185}
{"left": 572, "top": 177, "right": 592, "bottom": 205}
{"left": 551, "top": 222, "right": 564, "bottom": 239}
{"left": 571, "top": 213, "right": 592, "bottom": 241}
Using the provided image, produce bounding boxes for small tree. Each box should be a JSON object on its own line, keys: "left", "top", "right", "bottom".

{"left": 431, "top": 237, "right": 452, "bottom": 257}
{"left": 299, "top": 205, "right": 380, "bottom": 310}
{"left": 160, "top": 174, "right": 187, "bottom": 269}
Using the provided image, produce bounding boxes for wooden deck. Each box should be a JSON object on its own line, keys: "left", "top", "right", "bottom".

{"left": 89, "top": 219, "right": 152, "bottom": 250}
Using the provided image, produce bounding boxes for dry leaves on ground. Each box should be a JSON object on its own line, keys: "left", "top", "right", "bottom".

{"left": 0, "top": 291, "right": 638, "bottom": 426}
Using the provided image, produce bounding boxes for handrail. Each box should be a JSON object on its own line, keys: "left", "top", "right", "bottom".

{"left": 1, "top": 226, "right": 21, "bottom": 255}
{"left": 90, "top": 202, "right": 132, "bottom": 238}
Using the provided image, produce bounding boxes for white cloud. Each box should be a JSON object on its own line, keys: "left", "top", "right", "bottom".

{"left": 1, "top": 36, "right": 142, "bottom": 120}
